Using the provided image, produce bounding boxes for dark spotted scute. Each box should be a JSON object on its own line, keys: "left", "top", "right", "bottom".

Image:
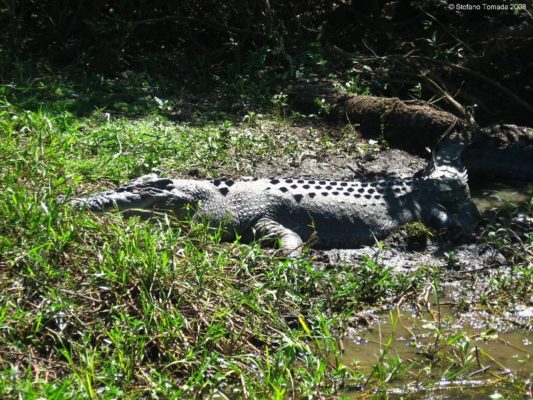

{"left": 290, "top": 184, "right": 297, "bottom": 189}
{"left": 140, "top": 179, "right": 173, "bottom": 189}
{"left": 270, "top": 179, "right": 280, "bottom": 184}
{"left": 213, "top": 180, "right": 222, "bottom": 186}
{"left": 309, "top": 192, "right": 316, "bottom": 198}
{"left": 279, "top": 187, "right": 288, "bottom": 193}
{"left": 322, "top": 192, "right": 328, "bottom": 196}
{"left": 294, "top": 194, "right": 303, "bottom": 203}
{"left": 219, "top": 187, "right": 229, "bottom": 196}
{"left": 225, "top": 180, "right": 234, "bottom": 187}
{"left": 303, "top": 184, "right": 310, "bottom": 189}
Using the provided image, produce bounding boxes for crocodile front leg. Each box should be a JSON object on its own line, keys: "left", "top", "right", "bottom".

{"left": 251, "top": 218, "right": 304, "bottom": 257}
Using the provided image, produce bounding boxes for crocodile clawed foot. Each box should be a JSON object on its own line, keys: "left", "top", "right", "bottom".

{"left": 251, "top": 218, "right": 304, "bottom": 257}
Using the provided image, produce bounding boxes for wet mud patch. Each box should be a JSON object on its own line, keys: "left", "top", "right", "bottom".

{"left": 320, "top": 242, "right": 507, "bottom": 274}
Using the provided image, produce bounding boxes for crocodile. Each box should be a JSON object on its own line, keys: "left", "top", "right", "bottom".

{"left": 67, "top": 158, "right": 479, "bottom": 257}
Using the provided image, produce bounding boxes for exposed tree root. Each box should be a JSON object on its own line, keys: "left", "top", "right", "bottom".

{"left": 289, "top": 81, "right": 465, "bottom": 152}
{"left": 289, "top": 81, "right": 533, "bottom": 181}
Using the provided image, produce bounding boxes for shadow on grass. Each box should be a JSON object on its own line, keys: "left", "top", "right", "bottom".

{"left": 0, "top": 58, "right": 284, "bottom": 124}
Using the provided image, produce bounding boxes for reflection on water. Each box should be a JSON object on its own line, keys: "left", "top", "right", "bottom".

{"left": 340, "top": 305, "right": 532, "bottom": 399}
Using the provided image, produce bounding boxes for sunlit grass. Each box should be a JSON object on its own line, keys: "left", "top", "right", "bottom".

{"left": 1, "top": 71, "right": 531, "bottom": 398}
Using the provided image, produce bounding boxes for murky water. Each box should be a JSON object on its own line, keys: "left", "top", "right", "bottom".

{"left": 470, "top": 180, "right": 532, "bottom": 213}
{"left": 340, "top": 305, "right": 533, "bottom": 399}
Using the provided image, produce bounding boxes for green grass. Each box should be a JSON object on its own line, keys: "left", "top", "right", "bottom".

{"left": 1, "top": 69, "right": 531, "bottom": 399}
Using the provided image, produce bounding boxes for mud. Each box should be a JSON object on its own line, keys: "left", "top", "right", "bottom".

{"left": 320, "top": 242, "right": 507, "bottom": 274}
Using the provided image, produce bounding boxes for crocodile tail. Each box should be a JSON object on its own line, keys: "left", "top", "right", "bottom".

{"left": 424, "top": 125, "right": 481, "bottom": 184}
{"left": 426, "top": 162, "right": 469, "bottom": 188}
